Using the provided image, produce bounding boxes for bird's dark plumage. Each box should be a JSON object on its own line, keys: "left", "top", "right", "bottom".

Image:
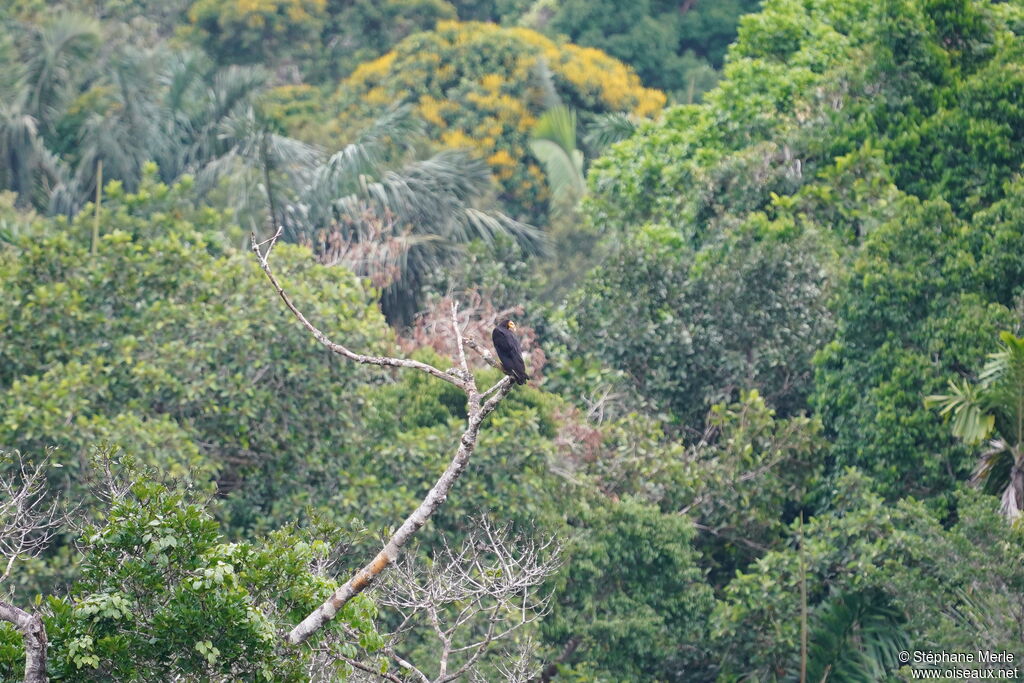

{"left": 492, "top": 319, "right": 530, "bottom": 385}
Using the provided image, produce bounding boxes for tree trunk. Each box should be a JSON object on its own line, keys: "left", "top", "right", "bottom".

{"left": 537, "top": 635, "right": 582, "bottom": 682}
{"left": 0, "top": 600, "right": 47, "bottom": 683}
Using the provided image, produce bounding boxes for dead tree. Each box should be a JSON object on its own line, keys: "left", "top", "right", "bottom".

{"left": 0, "top": 451, "right": 65, "bottom": 683}
{"left": 252, "top": 229, "right": 520, "bottom": 646}
{"left": 375, "top": 519, "right": 559, "bottom": 681}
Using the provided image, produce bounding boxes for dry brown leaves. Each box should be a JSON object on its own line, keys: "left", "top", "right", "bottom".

{"left": 400, "top": 294, "right": 546, "bottom": 380}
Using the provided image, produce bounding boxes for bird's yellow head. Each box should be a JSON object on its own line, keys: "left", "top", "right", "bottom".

{"left": 507, "top": 320, "right": 517, "bottom": 331}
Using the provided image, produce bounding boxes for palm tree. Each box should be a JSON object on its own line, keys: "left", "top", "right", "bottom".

{"left": 529, "top": 105, "right": 585, "bottom": 218}
{"left": 285, "top": 104, "right": 542, "bottom": 324}
{"left": 0, "top": 14, "right": 100, "bottom": 210}
{"left": 927, "top": 331, "right": 1024, "bottom": 520}
{"left": 21, "top": 14, "right": 102, "bottom": 136}
{"left": 0, "top": 95, "right": 45, "bottom": 206}
{"left": 159, "top": 59, "right": 271, "bottom": 185}
{"left": 2, "top": 16, "right": 538, "bottom": 323}
{"left": 804, "top": 589, "right": 909, "bottom": 682}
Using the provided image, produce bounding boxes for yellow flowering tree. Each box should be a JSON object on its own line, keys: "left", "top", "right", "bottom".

{"left": 331, "top": 21, "right": 665, "bottom": 219}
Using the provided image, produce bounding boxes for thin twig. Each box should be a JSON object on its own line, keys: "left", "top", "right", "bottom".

{"left": 385, "top": 645, "right": 431, "bottom": 683}
{"left": 337, "top": 654, "right": 404, "bottom": 683}
{"left": 376, "top": 518, "right": 560, "bottom": 681}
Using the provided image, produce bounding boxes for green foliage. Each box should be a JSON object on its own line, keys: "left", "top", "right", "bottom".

{"left": 541, "top": 0, "right": 758, "bottom": 98}
{"left": 578, "top": 0, "right": 1024, "bottom": 508}
{"left": 814, "top": 187, "right": 1024, "bottom": 500}
{"left": 447, "top": 0, "right": 531, "bottom": 22}
{"left": 423, "top": 234, "right": 541, "bottom": 313}
{"left": 889, "top": 489, "right": 1024, "bottom": 662}
{"left": 541, "top": 497, "right": 715, "bottom": 679}
{"left": 584, "top": 0, "right": 1024, "bottom": 234}
{"left": 0, "top": 179, "right": 390, "bottom": 589}
{"left": 713, "top": 470, "right": 912, "bottom": 679}
{"left": 927, "top": 331, "right": 1024, "bottom": 516}
{"left": 35, "top": 466, "right": 378, "bottom": 680}
{"left": 7, "top": 0, "right": 1024, "bottom": 676}
{"left": 714, "top": 472, "right": 1024, "bottom": 678}
{"left": 804, "top": 589, "right": 910, "bottom": 683}
{"left": 307, "top": 0, "right": 459, "bottom": 83}
{"left": 0, "top": 624, "right": 23, "bottom": 681}
{"left": 569, "top": 218, "right": 833, "bottom": 427}
{"left": 682, "top": 391, "right": 824, "bottom": 582}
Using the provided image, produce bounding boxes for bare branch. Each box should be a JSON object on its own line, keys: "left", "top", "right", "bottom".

{"left": 493, "top": 637, "right": 543, "bottom": 683}
{"left": 251, "top": 231, "right": 467, "bottom": 391}
{"left": 0, "top": 451, "right": 65, "bottom": 585}
{"left": 253, "top": 225, "right": 284, "bottom": 253}
{"left": 385, "top": 645, "right": 431, "bottom": 683}
{"left": 0, "top": 451, "right": 63, "bottom": 683}
{"left": 253, "top": 232, "right": 530, "bottom": 647}
{"left": 374, "top": 519, "right": 561, "bottom": 682}
{"left": 337, "top": 654, "right": 405, "bottom": 683}
{"left": 451, "top": 301, "right": 474, "bottom": 391}
{"left": 464, "top": 337, "right": 502, "bottom": 371}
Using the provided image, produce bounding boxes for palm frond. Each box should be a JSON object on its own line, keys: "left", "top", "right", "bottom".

{"left": 805, "top": 590, "right": 909, "bottom": 683}
{"left": 975, "top": 333, "right": 1024, "bottom": 448}
{"left": 24, "top": 13, "right": 102, "bottom": 126}
{"left": 0, "top": 97, "right": 43, "bottom": 200}
{"left": 925, "top": 379, "right": 994, "bottom": 446}
{"left": 354, "top": 102, "right": 424, "bottom": 154}
{"left": 584, "top": 111, "right": 639, "bottom": 153}
{"left": 530, "top": 106, "right": 585, "bottom": 211}
{"left": 532, "top": 105, "right": 577, "bottom": 156}
{"left": 529, "top": 138, "right": 585, "bottom": 202}
{"left": 971, "top": 439, "right": 1013, "bottom": 495}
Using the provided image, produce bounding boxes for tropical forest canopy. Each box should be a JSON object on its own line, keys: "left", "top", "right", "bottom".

{"left": 2, "top": 0, "right": 1024, "bottom": 680}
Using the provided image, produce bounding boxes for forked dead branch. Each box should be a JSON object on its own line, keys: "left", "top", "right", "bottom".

{"left": 0, "top": 451, "right": 68, "bottom": 683}
{"left": 375, "top": 520, "right": 560, "bottom": 682}
{"left": 251, "top": 228, "right": 519, "bottom": 645}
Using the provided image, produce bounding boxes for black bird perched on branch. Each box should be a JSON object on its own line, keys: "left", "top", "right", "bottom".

{"left": 492, "top": 319, "right": 530, "bottom": 385}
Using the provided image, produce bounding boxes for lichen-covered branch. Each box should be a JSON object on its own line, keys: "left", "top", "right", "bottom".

{"left": 451, "top": 301, "right": 473, "bottom": 387}
{"left": 464, "top": 337, "right": 502, "bottom": 371}
{"left": 0, "top": 601, "right": 47, "bottom": 683}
